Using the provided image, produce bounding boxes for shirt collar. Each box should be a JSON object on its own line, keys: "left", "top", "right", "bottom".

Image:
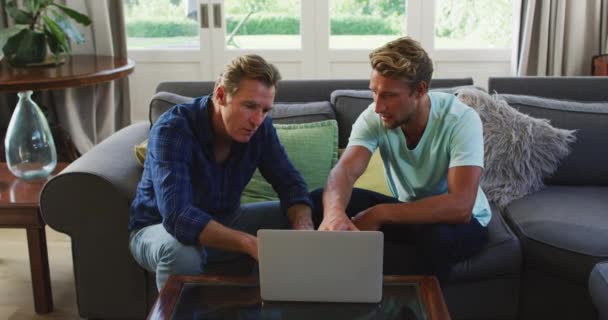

{"left": 196, "top": 94, "right": 247, "bottom": 161}
{"left": 196, "top": 95, "right": 214, "bottom": 158}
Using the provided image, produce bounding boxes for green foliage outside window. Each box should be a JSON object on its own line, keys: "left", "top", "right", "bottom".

{"left": 126, "top": 20, "right": 197, "bottom": 38}
{"left": 123, "top": 0, "right": 511, "bottom": 48}
{"left": 330, "top": 0, "right": 406, "bottom": 18}
{"left": 226, "top": 15, "right": 299, "bottom": 35}
{"left": 436, "top": 0, "right": 512, "bottom": 48}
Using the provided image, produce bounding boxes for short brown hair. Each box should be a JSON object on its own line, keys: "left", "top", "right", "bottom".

{"left": 214, "top": 54, "right": 281, "bottom": 97}
{"left": 369, "top": 37, "right": 433, "bottom": 90}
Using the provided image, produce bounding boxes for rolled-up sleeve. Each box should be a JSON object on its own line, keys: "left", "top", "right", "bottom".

{"left": 257, "top": 120, "right": 313, "bottom": 213}
{"left": 148, "top": 120, "right": 212, "bottom": 245}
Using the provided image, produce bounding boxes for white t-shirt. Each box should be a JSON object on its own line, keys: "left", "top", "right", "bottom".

{"left": 348, "top": 91, "right": 491, "bottom": 226}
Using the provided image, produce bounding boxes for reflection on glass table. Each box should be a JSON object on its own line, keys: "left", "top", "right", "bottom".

{"left": 173, "top": 282, "right": 427, "bottom": 320}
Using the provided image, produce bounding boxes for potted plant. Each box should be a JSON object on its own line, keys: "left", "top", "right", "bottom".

{"left": 0, "top": 0, "right": 91, "bottom": 67}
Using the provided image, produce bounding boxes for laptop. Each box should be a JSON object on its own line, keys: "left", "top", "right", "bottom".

{"left": 257, "top": 230, "right": 383, "bottom": 303}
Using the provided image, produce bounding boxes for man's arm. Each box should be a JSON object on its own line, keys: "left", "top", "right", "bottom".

{"left": 257, "top": 120, "right": 314, "bottom": 227}
{"left": 319, "top": 146, "right": 373, "bottom": 231}
{"left": 198, "top": 221, "right": 259, "bottom": 260}
{"left": 351, "top": 166, "right": 481, "bottom": 230}
{"left": 287, "top": 203, "right": 314, "bottom": 230}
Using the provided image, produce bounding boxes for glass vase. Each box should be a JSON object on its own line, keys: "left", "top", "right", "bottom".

{"left": 4, "top": 91, "right": 57, "bottom": 180}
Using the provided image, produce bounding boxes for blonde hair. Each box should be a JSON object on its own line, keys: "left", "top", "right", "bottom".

{"left": 214, "top": 54, "right": 281, "bottom": 97}
{"left": 369, "top": 37, "right": 433, "bottom": 89}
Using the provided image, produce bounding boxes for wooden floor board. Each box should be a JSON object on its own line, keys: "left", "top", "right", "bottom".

{"left": 0, "top": 227, "right": 80, "bottom": 319}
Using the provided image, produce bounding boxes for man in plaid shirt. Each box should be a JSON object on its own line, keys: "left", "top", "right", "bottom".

{"left": 129, "top": 55, "right": 314, "bottom": 290}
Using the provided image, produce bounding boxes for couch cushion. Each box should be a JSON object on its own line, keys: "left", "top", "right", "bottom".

{"left": 456, "top": 88, "right": 576, "bottom": 209}
{"left": 449, "top": 204, "right": 522, "bottom": 281}
{"left": 241, "top": 120, "right": 339, "bottom": 203}
{"left": 352, "top": 148, "right": 392, "bottom": 197}
{"left": 589, "top": 261, "right": 608, "bottom": 320}
{"left": 134, "top": 139, "right": 147, "bottom": 167}
{"left": 270, "top": 101, "right": 335, "bottom": 124}
{"left": 149, "top": 92, "right": 194, "bottom": 125}
{"left": 331, "top": 90, "right": 372, "bottom": 148}
{"left": 499, "top": 94, "right": 608, "bottom": 186}
{"left": 505, "top": 186, "right": 608, "bottom": 282}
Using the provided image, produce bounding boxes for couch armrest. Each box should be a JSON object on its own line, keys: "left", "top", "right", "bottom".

{"left": 40, "top": 122, "right": 152, "bottom": 319}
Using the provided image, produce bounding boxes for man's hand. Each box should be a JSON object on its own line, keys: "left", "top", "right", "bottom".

{"left": 351, "top": 206, "right": 383, "bottom": 231}
{"left": 287, "top": 204, "right": 314, "bottom": 230}
{"left": 319, "top": 146, "right": 372, "bottom": 231}
{"left": 240, "top": 233, "right": 259, "bottom": 261}
{"left": 319, "top": 211, "right": 359, "bottom": 231}
{"left": 292, "top": 220, "right": 314, "bottom": 230}
{"left": 199, "top": 220, "right": 259, "bottom": 260}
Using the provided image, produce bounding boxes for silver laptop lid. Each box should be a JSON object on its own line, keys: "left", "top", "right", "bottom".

{"left": 257, "top": 230, "right": 383, "bottom": 303}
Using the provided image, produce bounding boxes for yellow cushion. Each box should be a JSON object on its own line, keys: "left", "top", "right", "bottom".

{"left": 340, "top": 148, "right": 392, "bottom": 197}
{"left": 134, "top": 139, "right": 147, "bottom": 167}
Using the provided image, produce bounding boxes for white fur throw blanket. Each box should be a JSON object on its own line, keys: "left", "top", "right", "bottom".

{"left": 455, "top": 88, "right": 576, "bottom": 209}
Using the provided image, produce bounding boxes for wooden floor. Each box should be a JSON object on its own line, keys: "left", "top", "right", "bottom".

{"left": 0, "top": 227, "right": 80, "bottom": 319}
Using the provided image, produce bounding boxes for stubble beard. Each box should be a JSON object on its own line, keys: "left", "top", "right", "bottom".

{"left": 383, "top": 112, "right": 413, "bottom": 130}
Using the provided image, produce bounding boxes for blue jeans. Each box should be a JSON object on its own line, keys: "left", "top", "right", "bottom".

{"left": 310, "top": 188, "right": 489, "bottom": 283}
{"left": 129, "top": 201, "right": 289, "bottom": 290}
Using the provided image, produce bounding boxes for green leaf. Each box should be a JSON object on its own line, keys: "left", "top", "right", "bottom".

{"left": 24, "top": 0, "right": 42, "bottom": 13}
{"left": 3, "top": 29, "right": 47, "bottom": 66}
{"left": 41, "top": 15, "right": 68, "bottom": 52}
{"left": 49, "top": 3, "right": 91, "bottom": 26}
{"left": 44, "top": 28, "right": 59, "bottom": 54}
{"left": 44, "top": 26, "right": 64, "bottom": 56}
{"left": 6, "top": 1, "right": 35, "bottom": 25}
{"left": 52, "top": 11, "right": 85, "bottom": 44}
{"left": 0, "top": 25, "right": 27, "bottom": 52}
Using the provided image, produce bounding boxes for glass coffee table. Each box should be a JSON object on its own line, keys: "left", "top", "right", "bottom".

{"left": 148, "top": 275, "right": 450, "bottom": 320}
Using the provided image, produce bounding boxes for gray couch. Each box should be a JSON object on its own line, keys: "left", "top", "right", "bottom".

{"left": 489, "top": 77, "right": 608, "bottom": 320}
{"left": 39, "top": 76, "right": 606, "bottom": 320}
{"left": 590, "top": 262, "right": 608, "bottom": 320}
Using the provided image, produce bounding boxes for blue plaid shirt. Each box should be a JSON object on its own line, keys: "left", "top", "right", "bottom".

{"left": 129, "top": 95, "right": 312, "bottom": 245}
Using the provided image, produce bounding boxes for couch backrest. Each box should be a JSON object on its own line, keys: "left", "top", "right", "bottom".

{"left": 154, "top": 78, "right": 473, "bottom": 103}
{"left": 152, "top": 78, "right": 473, "bottom": 147}
{"left": 488, "top": 76, "right": 608, "bottom": 101}
{"left": 488, "top": 76, "right": 608, "bottom": 186}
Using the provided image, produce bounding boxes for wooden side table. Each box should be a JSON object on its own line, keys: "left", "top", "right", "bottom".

{"left": 592, "top": 54, "right": 608, "bottom": 76}
{"left": 0, "top": 162, "right": 67, "bottom": 313}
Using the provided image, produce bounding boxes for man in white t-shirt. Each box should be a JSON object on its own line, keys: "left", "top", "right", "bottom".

{"left": 312, "top": 37, "right": 491, "bottom": 282}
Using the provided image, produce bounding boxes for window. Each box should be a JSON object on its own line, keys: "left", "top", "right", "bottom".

{"left": 329, "top": 0, "right": 407, "bottom": 49}
{"left": 434, "top": 0, "right": 512, "bottom": 49}
{"left": 124, "top": 0, "right": 199, "bottom": 50}
{"left": 127, "top": 0, "right": 515, "bottom": 122}
{"left": 224, "top": 0, "right": 301, "bottom": 50}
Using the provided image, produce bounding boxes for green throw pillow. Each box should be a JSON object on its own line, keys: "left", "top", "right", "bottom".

{"left": 241, "top": 120, "right": 339, "bottom": 203}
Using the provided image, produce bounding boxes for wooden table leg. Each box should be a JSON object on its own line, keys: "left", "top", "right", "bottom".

{"left": 26, "top": 225, "right": 54, "bottom": 313}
